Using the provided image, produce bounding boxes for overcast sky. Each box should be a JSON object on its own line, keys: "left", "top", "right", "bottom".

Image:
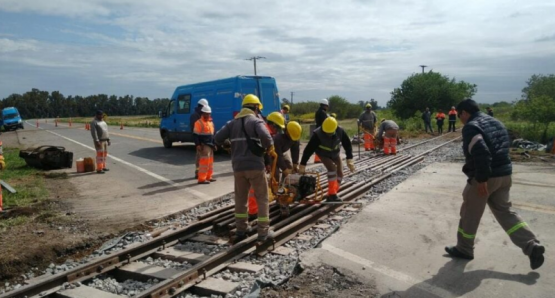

{"left": 1, "top": 0, "right": 554, "bottom": 106}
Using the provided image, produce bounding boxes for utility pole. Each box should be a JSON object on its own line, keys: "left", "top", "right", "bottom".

{"left": 290, "top": 92, "right": 294, "bottom": 108}
{"left": 419, "top": 65, "right": 427, "bottom": 74}
{"left": 245, "top": 56, "right": 266, "bottom": 76}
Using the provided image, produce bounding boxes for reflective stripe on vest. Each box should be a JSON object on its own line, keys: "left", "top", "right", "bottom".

{"left": 315, "top": 128, "right": 341, "bottom": 158}
{"left": 194, "top": 119, "right": 214, "bottom": 136}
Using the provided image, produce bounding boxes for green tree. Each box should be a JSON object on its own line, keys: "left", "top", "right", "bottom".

{"left": 387, "top": 72, "right": 477, "bottom": 119}
{"left": 514, "top": 95, "right": 555, "bottom": 143}
{"left": 522, "top": 74, "right": 555, "bottom": 101}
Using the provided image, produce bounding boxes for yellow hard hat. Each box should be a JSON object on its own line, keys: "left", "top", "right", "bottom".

{"left": 286, "top": 121, "right": 302, "bottom": 141}
{"left": 322, "top": 117, "right": 338, "bottom": 133}
{"left": 242, "top": 94, "right": 263, "bottom": 110}
{"left": 330, "top": 113, "right": 337, "bottom": 118}
{"left": 282, "top": 104, "right": 290, "bottom": 111}
{"left": 267, "top": 112, "right": 285, "bottom": 129}
{"left": 365, "top": 103, "right": 372, "bottom": 109}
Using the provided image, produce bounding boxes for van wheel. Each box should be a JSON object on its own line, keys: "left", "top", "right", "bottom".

{"left": 163, "top": 133, "right": 173, "bottom": 148}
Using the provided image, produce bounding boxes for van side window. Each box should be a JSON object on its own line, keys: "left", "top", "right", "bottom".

{"left": 168, "top": 100, "right": 176, "bottom": 115}
{"left": 177, "top": 94, "right": 191, "bottom": 114}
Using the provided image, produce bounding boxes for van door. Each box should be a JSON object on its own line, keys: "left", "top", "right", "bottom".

{"left": 259, "top": 79, "right": 279, "bottom": 113}
{"left": 175, "top": 93, "right": 192, "bottom": 141}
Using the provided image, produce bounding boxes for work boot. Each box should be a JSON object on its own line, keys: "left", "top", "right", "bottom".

{"left": 444, "top": 246, "right": 474, "bottom": 260}
{"left": 103, "top": 168, "right": 109, "bottom": 172}
{"left": 326, "top": 194, "right": 342, "bottom": 202}
{"left": 529, "top": 244, "right": 545, "bottom": 270}
{"left": 197, "top": 181, "right": 210, "bottom": 185}
{"left": 194, "top": 170, "right": 198, "bottom": 179}
{"left": 230, "top": 232, "right": 247, "bottom": 245}
{"left": 210, "top": 178, "right": 217, "bottom": 182}
{"left": 257, "top": 230, "right": 275, "bottom": 244}
{"left": 96, "top": 170, "right": 105, "bottom": 174}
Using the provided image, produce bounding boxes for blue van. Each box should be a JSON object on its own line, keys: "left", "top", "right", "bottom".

{"left": 1, "top": 107, "right": 24, "bottom": 131}
{"left": 159, "top": 76, "right": 280, "bottom": 148}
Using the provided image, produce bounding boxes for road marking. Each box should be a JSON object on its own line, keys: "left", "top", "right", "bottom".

{"left": 321, "top": 243, "right": 456, "bottom": 298}
{"left": 513, "top": 202, "right": 555, "bottom": 215}
{"left": 25, "top": 121, "right": 177, "bottom": 186}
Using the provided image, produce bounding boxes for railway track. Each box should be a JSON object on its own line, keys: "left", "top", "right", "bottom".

{"left": 1, "top": 133, "right": 461, "bottom": 298}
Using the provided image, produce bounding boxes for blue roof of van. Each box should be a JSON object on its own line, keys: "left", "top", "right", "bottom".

{"left": 175, "top": 75, "right": 275, "bottom": 89}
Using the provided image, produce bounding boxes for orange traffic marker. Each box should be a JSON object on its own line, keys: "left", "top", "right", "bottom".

{"left": 120, "top": 122, "right": 124, "bottom": 130}
{"left": 36, "top": 120, "right": 39, "bottom": 128}
{"left": 69, "top": 118, "right": 72, "bottom": 127}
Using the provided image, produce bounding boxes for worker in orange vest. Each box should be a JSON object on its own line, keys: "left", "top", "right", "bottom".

{"left": 193, "top": 105, "right": 216, "bottom": 184}
{"left": 436, "top": 109, "right": 446, "bottom": 135}
{"left": 448, "top": 106, "right": 457, "bottom": 132}
{"left": 358, "top": 103, "right": 378, "bottom": 151}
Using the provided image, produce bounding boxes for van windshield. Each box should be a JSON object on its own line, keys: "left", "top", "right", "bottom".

{"left": 3, "top": 113, "right": 19, "bottom": 120}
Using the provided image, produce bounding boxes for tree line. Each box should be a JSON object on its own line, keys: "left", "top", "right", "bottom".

{"left": 0, "top": 89, "right": 170, "bottom": 118}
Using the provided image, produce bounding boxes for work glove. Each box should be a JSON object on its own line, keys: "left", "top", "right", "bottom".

{"left": 347, "top": 159, "right": 356, "bottom": 173}
{"left": 298, "top": 164, "right": 306, "bottom": 175}
{"left": 292, "top": 164, "right": 299, "bottom": 174}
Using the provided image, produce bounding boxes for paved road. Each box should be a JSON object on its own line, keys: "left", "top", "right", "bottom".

{"left": 6, "top": 120, "right": 236, "bottom": 231}
{"left": 303, "top": 162, "right": 555, "bottom": 297}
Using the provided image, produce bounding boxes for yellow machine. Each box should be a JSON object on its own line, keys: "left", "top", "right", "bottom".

{"left": 267, "top": 151, "right": 324, "bottom": 216}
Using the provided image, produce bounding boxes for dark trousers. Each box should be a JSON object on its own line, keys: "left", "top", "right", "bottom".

{"left": 437, "top": 124, "right": 443, "bottom": 134}
{"left": 448, "top": 121, "right": 456, "bottom": 132}
{"left": 424, "top": 121, "right": 433, "bottom": 133}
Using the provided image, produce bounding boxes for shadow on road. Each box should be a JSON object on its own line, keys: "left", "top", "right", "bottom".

{"left": 138, "top": 171, "right": 235, "bottom": 195}
{"left": 380, "top": 258, "right": 540, "bottom": 298}
{"left": 128, "top": 145, "right": 197, "bottom": 166}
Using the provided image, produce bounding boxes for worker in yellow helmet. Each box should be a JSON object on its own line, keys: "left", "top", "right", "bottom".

{"left": 299, "top": 117, "right": 355, "bottom": 202}
{"left": 265, "top": 114, "right": 302, "bottom": 182}
{"left": 280, "top": 104, "right": 290, "bottom": 122}
{"left": 215, "top": 94, "right": 274, "bottom": 244}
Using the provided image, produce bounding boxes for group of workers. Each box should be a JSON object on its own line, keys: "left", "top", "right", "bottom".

{"left": 186, "top": 95, "right": 399, "bottom": 243}
{"left": 422, "top": 107, "right": 459, "bottom": 135}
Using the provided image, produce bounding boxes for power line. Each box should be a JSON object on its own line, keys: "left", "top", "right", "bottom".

{"left": 245, "top": 56, "right": 266, "bottom": 76}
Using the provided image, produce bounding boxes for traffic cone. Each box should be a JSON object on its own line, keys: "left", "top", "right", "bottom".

{"left": 69, "top": 118, "right": 72, "bottom": 127}
{"left": 36, "top": 120, "right": 39, "bottom": 128}
{"left": 55, "top": 119, "right": 58, "bottom": 127}
{"left": 120, "top": 122, "right": 123, "bottom": 130}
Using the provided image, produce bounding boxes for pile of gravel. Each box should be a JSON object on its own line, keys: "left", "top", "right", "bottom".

{"left": 86, "top": 276, "right": 159, "bottom": 297}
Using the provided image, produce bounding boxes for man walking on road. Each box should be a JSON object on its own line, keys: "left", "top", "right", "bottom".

{"left": 215, "top": 94, "right": 275, "bottom": 244}
{"left": 194, "top": 105, "right": 216, "bottom": 185}
{"left": 90, "top": 110, "right": 110, "bottom": 174}
{"left": 445, "top": 99, "right": 545, "bottom": 270}
{"left": 191, "top": 98, "right": 209, "bottom": 179}
{"left": 358, "top": 103, "right": 378, "bottom": 151}
{"left": 422, "top": 107, "right": 433, "bottom": 134}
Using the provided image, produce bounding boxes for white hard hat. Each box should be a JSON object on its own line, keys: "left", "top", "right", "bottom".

{"left": 320, "top": 98, "right": 329, "bottom": 105}
{"left": 201, "top": 105, "right": 212, "bottom": 113}
{"left": 198, "top": 98, "right": 209, "bottom": 106}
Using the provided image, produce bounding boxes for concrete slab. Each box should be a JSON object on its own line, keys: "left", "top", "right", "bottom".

{"left": 313, "top": 224, "right": 331, "bottom": 229}
{"left": 153, "top": 248, "right": 209, "bottom": 264}
{"left": 296, "top": 235, "right": 314, "bottom": 241}
{"left": 192, "top": 277, "right": 239, "bottom": 296}
{"left": 55, "top": 285, "right": 124, "bottom": 298}
{"left": 227, "top": 262, "right": 264, "bottom": 274}
{"left": 302, "top": 162, "right": 555, "bottom": 298}
{"left": 118, "top": 262, "right": 181, "bottom": 280}
{"left": 271, "top": 246, "right": 295, "bottom": 256}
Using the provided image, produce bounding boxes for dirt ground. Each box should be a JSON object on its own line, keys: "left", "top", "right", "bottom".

{"left": 261, "top": 264, "right": 379, "bottom": 298}
{"left": 0, "top": 175, "right": 108, "bottom": 281}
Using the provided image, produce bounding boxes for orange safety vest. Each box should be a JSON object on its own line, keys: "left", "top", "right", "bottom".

{"left": 448, "top": 109, "right": 457, "bottom": 116}
{"left": 194, "top": 119, "right": 215, "bottom": 145}
{"left": 436, "top": 112, "right": 446, "bottom": 120}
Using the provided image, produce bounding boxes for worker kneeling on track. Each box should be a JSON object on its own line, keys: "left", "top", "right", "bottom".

{"left": 194, "top": 105, "right": 216, "bottom": 184}
{"left": 299, "top": 117, "right": 355, "bottom": 202}
{"left": 376, "top": 119, "right": 399, "bottom": 155}
{"left": 215, "top": 94, "right": 275, "bottom": 244}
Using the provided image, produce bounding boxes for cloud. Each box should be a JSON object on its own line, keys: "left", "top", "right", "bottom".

{"left": 0, "top": 0, "right": 555, "bottom": 105}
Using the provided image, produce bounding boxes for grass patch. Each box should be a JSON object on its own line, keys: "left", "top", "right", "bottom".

{"left": 59, "top": 115, "right": 160, "bottom": 128}
{"left": 1, "top": 148, "right": 48, "bottom": 209}
{"left": 0, "top": 216, "right": 30, "bottom": 229}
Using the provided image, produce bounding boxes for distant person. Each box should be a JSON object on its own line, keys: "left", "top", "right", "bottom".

{"left": 193, "top": 105, "right": 216, "bottom": 184}
{"left": 90, "top": 110, "right": 110, "bottom": 174}
{"left": 280, "top": 104, "right": 290, "bottom": 122}
{"left": 313, "top": 98, "right": 329, "bottom": 163}
{"left": 422, "top": 108, "right": 433, "bottom": 134}
{"left": 435, "top": 109, "right": 446, "bottom": 135}
{"left": 358, "top": 103, "right": 378, "bottom": 151}
{"left": 486, "top": 107, "right": 494, "bottom": 117}
{"left": 448, "top": 106, "right": 457, "bottom": 132}
{"left": 445, "top": 99, "right": 545, "bottom": 270}
{"left": 191, "top": 98, "right": 209, "bottom": 179}
{"left": 376, "top": 119, "right": 399, "bottom": 155}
